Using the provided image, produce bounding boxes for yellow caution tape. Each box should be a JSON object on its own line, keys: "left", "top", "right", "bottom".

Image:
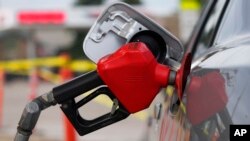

{"left": 181, "top": 0, "right": 201, "bottom": 11}
{"left": 0, "top": 57, "right": 66, "bottom": 71}
{"left": 0, "top": 57, "right": 95, "bottom": 73}
{"left": 70, "top": 60, "right": 96, "bottom": 72}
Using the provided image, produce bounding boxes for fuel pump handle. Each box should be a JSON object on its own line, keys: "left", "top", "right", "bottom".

{"left": 51, "top": 42, "right": 172, "bottom": 135}
{"left": 53, "top": 71, "right": 103, "bottom": 104}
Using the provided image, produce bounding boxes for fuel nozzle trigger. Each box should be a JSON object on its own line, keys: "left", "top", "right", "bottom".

{"left": 59, "top": 87, "right": 129, "bottom": 136}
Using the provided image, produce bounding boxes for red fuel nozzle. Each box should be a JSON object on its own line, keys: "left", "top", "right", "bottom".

{"left": 97, "top": 42, "right": 171, "bottom": 113}
{"left": 53, "top": 42, "right": 191, "bottom": 136}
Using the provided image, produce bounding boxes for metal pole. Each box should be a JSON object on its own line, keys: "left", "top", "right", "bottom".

{"left": 0, "top": 68, "right": 4, "bottom": 128}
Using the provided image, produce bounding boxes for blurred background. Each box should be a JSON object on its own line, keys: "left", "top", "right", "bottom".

{"left": 0, "top": 0, "right": 206, "bottom": 141}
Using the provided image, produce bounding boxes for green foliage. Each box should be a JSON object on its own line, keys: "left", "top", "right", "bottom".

{"left": 122, "top": 0, "right": 141, "bottom": 5}
{"left": 69, "top": 31, "right": 88, "bottom": 59}
{"left": 76, "top": 0, "right": 104, "bottom": 5}
{"left": 57, "top": 31, "right": 87, "bottom": 59}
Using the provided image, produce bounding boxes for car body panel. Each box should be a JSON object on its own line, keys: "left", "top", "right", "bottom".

{"left": 147, "top": 0, "right": 250, "bottom": 140}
